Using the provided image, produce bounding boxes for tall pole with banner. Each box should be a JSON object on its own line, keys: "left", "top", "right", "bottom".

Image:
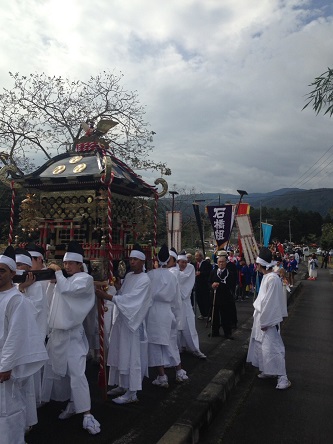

{"left": 192, "top": 200, "right": 206, "bottom": 256}
{"left": 206, "top": 204, "right": 233, "bottom": 251}
{"left": 166, "top": 210, "right": 182, "bottom": 251}
{"left": 169, "top": 190, "right": 179, "bottom": 247}
{"left": 226, "top": 189, "right": 248, "bottom": 250}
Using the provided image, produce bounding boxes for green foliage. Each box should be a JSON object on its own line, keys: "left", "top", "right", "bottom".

{"left": 303, "top": 67, "right": 333, "bottom": 117}
{"left": 320, "top": 223, "right": 333, "bottom": 250}
{"left": 250, "top": 206, "right": 323, "bottom": 244}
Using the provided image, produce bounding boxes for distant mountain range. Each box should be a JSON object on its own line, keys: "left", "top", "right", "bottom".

{"left": 168, "top": 188, "right": 333, "bottom": 217}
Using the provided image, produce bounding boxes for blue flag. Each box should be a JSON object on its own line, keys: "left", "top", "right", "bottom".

{"left": 261, "top": 223, "right": 273, "bottom": 247}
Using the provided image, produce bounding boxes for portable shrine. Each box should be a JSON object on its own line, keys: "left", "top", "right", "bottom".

{"left": 1, "top": 122, "right": 168, "bottom": 279}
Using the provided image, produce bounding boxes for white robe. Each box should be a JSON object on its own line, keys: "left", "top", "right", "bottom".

{"left": 308, "top": 258, "right": 318, "bottom": 278}
{"left": 20, "top": 281, "right": 49, "bottom": 410}
{"left": 42, "top": 271, "right": 95, "bottom": 413}
{"left": 177, "top": 263, "right": 201, "bottom": 352}
{"left": 83, "top": 298, "right": 100, "bottom": 350}
{"left": 168, "top": 265, "right": 183, "bottom": 330}
{"left": 104, "top": 286, "right": 116, "bottom": 358}
{"left": 107, "top": 272, "right": 152, "bottom": 391}
{"left": 147, "top": 269, "right": 181, "bottom": 367}
{"left": 23, "top": 281, "right": 48, "bottom": 340}
{"left": 247, "top": 272, "right": 288, "bottom": 376}
{"left": 0, "top": 287, "right": 48, "bottom": 444}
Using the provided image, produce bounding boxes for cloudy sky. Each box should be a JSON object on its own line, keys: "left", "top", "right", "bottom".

{"left": 1, "top": 0, "right": 333, "bottom": 195}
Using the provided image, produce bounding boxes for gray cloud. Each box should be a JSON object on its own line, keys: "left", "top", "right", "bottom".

{"left": 1, "top": 0, "right": 333, "bottom": 195}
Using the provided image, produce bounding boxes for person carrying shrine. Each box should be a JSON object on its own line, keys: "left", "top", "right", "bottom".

{"left": 95, "top": 244, "right": 152, "bottom": 404}
{"left": 0, "top": 246, "right": 48, "bottom": 444}
{"left": 41, "top": 241, "right": 101, "bottom": 435}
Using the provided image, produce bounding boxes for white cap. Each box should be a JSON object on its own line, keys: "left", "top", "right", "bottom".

{"left": 63, "top": 252, "right": 83, "bottom": 263}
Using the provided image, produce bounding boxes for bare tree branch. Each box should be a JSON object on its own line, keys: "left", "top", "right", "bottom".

{"left": 0, "top": 71, "right": 170, "bottom": 174}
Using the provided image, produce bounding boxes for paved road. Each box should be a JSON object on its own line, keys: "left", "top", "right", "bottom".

{"left": 25, "top": 262, "right": 315, "bottom": 444}
{"left": 200, "top": 266, "right": 333, "bottom": 444}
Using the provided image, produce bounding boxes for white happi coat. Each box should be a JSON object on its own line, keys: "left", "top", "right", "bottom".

{"left": 42, "top": 271, "right": 95, "bottom": 410}
{"left": 247, "top": 271, "right": 288, "bottom": 376}
{"left": 178, "top": 263, "right": 200, "bottom": 352}
{"left": 0, "top": 287, "right": 48, "bottom": 444}
{"left": 147, "top": 268, "right": 180, "bottom": 367}
{"left": 108, "top": 271, "right": 152, "bottom": 391}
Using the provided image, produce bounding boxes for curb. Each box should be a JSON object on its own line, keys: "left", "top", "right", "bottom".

{"left": 158, "top": 281, "right": 303, "bottom": 444}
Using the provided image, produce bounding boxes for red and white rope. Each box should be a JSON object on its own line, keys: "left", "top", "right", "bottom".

{"left": 98, "top": 162, "right": 114, "bottom": 397}
{"left": 152, "top": 192, "right": 158, "bottom": 259}
{"left": 76, "top": 141, "right": 105, "bottom": 152}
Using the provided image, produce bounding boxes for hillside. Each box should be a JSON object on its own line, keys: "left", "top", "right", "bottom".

{"left": 168, "top": 188, "right": 333, "bottom": 216}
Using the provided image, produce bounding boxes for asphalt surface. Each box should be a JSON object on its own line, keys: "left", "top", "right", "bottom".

{"left": 200, "top": 265, "right": 333, "bottom": 444}
{"left": 26, "top": 263, "right": 310, "bottom": 444}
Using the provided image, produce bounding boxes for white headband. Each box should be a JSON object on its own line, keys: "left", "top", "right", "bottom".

{"left": 158, "top": 257, "right": 170, "bottom": 266}
{"left": 0, "top": 255, "right": 17, "bottom": 271}
{"left": 29, "top": 251, "right": 43, "bottom": 258}
{"left": 169, "top": 250, "right": 178, "bottom": 260}
{"left": 256, "top": 256, "right": 277, "bottom": 270}
{"left": 16, "top": 254, "right": 32, "bottom": 267}
{"left": 177, "top": 254, "right": 187, "bottom": 261}
{"left": 63, "top": 252, "right": 83, "bottom": 263}
{"left": 130, "top": 250, "right": 146, "bottom": 261}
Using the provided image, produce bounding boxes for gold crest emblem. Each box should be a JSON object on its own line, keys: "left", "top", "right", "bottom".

{"left": 73, "top": 163, "right": 87, "bottom": 173}
{"left": 52, "top": 165, "right": 66, "bottom": 175}
{"left": 69, "top": 156, "right": 83, "bottom": 164}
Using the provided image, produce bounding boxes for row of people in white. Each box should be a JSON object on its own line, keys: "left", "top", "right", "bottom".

{"left": 3, "top": 241, "right": 205, "bottom": 443}
{"left": 0, "top": 246, "right": 49, "bottom": 444}
{"left": 95, "top": 244, "right": 205, "bottom": 404}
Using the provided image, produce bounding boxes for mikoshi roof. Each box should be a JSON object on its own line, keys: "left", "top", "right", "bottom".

{"left": 13, "top": 151, "right": 157, "bottom": 198}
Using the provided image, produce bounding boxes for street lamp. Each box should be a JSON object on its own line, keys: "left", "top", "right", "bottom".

{"left": 169, "top": 191, "right": 179, "bottom": 247}
{"left": 226, "top": 189, "right": 248, "bottom": 250}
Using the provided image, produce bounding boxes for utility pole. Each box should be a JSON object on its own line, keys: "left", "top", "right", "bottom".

{"left": 289, "top": 220, "right": 292, "bottom": 243}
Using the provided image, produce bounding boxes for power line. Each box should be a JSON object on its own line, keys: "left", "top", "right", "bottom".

{"left": 288, "top": 143, "right": 333, "bottom": 188}
{"left": 298, "top": 156, "right": 333, "bottom": 187}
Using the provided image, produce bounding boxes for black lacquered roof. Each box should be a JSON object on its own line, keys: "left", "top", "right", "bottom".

{"left": 14, "top": 152, "right": 156, "bottom": 198}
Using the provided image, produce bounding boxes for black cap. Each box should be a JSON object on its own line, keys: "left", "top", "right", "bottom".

{"left": 158, "top": 244, "right": 170, "bottom": 263}
{"left": 67, "top": 241, "right": 84, "bottom": 256}
{"left": 25, "top": 243, "right": 45, "bottom": 257}
{"left": 132, "top": 243, "right": 144, "bottom": 253}
{"left": 0, "top": 245, "right": 17, "bottom": 271}
{"left": 3, "top": 245, "right": 15, "bottom": 259}
{"left": 15, "top": 247, "right": 32, "bottom": 259}
{"left": 258, "top": 247, "right": 272, "bottom": 263}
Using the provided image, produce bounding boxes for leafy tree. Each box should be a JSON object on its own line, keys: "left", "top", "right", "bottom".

{"left": 303, "top": 67, "right": 333, "bottom": 116}
{"left": 250, "top": 206, "right": 323, "bottom": 244}
{"left": 320, "top": 223, "right": 333, "bottom": 250}
{"left": 0, "top": 71, "right": 170, "bottom": 175}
